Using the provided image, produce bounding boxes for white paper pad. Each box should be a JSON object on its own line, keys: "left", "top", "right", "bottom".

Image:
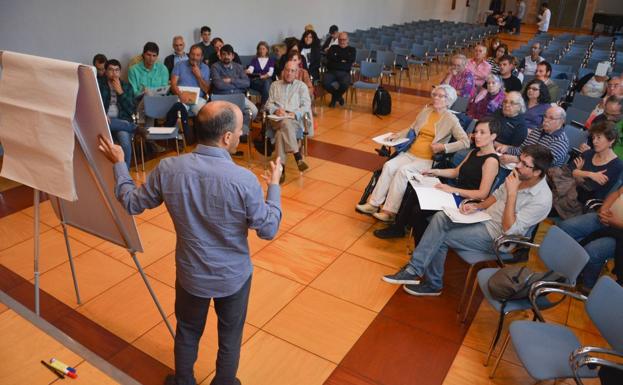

{"left": 373, "top": 132, "right": 409, "bottom": 146}
{"left": 442, "top": 206, "right": 492, "bottom": 224}
{"left": 148, "top": 126, "right": 176, "bottom": 135}
{"left": 267, "top": 114, "right": 289, "bottom": 121}
{"left": 406, "top": 170, "right": 457, "bottom": 210}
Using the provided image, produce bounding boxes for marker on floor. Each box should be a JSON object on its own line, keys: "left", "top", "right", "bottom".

{"left": 41, "top": 360, "right": 65, "bottom": 379}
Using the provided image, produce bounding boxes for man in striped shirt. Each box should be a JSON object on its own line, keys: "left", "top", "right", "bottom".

{"left": 497, "top": 105, "right": 569, "bottom": 168}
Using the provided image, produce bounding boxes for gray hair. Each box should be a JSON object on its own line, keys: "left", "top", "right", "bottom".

{"left": 172, "top": 35, "right": 184, "bottom": 43}
{"left": 507, "top": 91, "right": 527, "bottom": 113}
{"left": 434, "top": 84, "right": 458, "bottom": 108}
{"left": 486, "top": 74, "right": 504, "bottom": 90}
{"left": 452, "top": 54, "right": 467, "bottom": 67}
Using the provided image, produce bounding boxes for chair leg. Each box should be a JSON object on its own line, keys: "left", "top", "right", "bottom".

{"left": 132, "top": 139, "right": 139, "bottom": 173}
{"left": 140, "top": 139, "right": 145, "bottom": 173}
{"left": 485, "top": 310, "right": 507, "bottom": 367}
{"left": 460, "top": 273, "right": 480, "bottom": 323}
{"left": 457, "top": 265, "right": 475, "bottom": 314}
{"left": 489, "top": 332, "right": 511, "bottom": 378}
{"left": 175, "top": 139, "right": 180, "bottom": 156}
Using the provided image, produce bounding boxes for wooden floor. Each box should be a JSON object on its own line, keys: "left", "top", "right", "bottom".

{"left": 0, "top": 24, "right": 605, "bottom": 385}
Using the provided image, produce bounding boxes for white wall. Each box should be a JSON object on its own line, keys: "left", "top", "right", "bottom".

{"left": 595, "top": 0, "right": 623, "bottom": 14}
{"left": 0, "top": 0, "right": 472, "bottom": 66}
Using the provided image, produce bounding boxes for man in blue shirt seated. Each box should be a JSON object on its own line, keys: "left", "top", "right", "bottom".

{"left": 171, "top": 45, "right": 211, "bottom": 116}
{"left": 211, "top": 44, "right": 258, "bottom": 120}
{"left": 98, "top": 101, "right": 283, "bottom": 385}
{"left": 383, "top": 144, "right": 553, "bottom": 296}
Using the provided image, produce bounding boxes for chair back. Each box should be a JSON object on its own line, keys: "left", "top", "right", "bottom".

{"left": 210, "top": 93, "right": 248, "bottom": 125}
{"left": 538, "top": 226, "right": 589, "bottom": 286}
{"left": 239, "top": 55, "right": 254, "bottom": 69}
{"left": 565, "top": 107, "right": 590, "bottom": 126}
{"left": 355, "top": 49, "right": 370, "bottom": 64}
{"left": 563, "top": 124, "right": 589, "bottom": 150}
{"left": 451, "top": 96, "right": 469, "bottom": 113}
{"left": 376, "top": 51, "right": 396, "bottom": 69}
{"left": 144, "top": 95, "right": 180, "bottom": 120}
{"left": 359, "top": 61, "right": 383, "bottom": 79}
{"left": 586, "top": 276, "right": 623, "bottom": 352}
{"left": 572, "top": 94, "right": 601, "bottom": 112}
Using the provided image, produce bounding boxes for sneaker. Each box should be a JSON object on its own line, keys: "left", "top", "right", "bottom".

{"left": 382, "top": 266, "right": 421, "bottom": 285}
{"left": 329, "top": 99, "right": 336, "bottom": 108}
{"left": 338, "top": 96, "right": 345, "bottom": 106}
{"left": 355, "top": 202, "right": 379, "bottom": 215}
{"left": 403, "top": 282, "right": 442, "bottom": 296}
{"left": 373, "top": 211, "right": 395, "bottom": 223}
{"left": 373, "top": 225, "right": 405, "bottom": 239}
{"left": 297, "top": 160, "right": 309, "bottom": 172}
{"left": 163, "top": 374, "right": 176, "bottom": 385}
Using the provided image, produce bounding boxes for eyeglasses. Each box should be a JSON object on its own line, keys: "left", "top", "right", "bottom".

{"left": 431, "top": 92, "right": 447, "bottom": 99}
{"left": 527, "top": 86, "right": 540, "bottom": 91}
{"left": 503, "top": 100, "right": 520, "bottom": 105}
{"left": 543, "top": 115, "right": 562, "bottom": 121}
{"left": 517, "top": 158, "right": 535, "bottom": 169}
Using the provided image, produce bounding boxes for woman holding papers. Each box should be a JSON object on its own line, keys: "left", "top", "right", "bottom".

{"left": 374, "top": 118, "right": 500, "bottom": 240}
{"left": 356, "top": 85, "right": 470, "bottom": 222}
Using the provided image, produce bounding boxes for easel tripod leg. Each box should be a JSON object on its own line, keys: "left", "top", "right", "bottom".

{"left": 34, "top": 190, "right": 41, "bottom": 316}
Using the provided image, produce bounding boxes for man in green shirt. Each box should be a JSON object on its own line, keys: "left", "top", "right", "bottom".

{"left": 128, "top": 42, "right": 169, "bottom": 97}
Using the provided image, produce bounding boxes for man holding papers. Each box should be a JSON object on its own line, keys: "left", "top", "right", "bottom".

{"left": 383, "top": 144, "right": 553, "bottom": 296}
{"left": 171, "top": 45, "right": 211, "bottom": 116}
{"left": 356, "top": 85, "right": 470, "bottom": 222}
{"left": 374, "top": 119, "right": 501, "bottom": 240}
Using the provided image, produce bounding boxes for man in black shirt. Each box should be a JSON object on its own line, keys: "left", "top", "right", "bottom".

{"left": 499, "top": 55, "right": 522, "bottom": 92}
{"left": 322, "top": 32, "right": 356, "bottom": 108}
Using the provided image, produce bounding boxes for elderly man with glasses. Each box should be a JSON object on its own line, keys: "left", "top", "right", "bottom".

{"left": 497, "top": 105, "right": 570, "bottom": 168}
{"left": 356, "top": 85, "right": 470, "bottom": 222}
{"left": 383, "top": 144, "right": 554, "bottom": 296}
{"left": 442, "top": 54, "right": 476, "bottom": 98}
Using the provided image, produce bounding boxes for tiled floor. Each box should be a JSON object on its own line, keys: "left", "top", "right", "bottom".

{"left": 0, "top": 24, "right": 610, "bottom": 385}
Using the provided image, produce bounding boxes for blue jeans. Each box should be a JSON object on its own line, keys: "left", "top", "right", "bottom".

{"left": 406, "top": 211, "right": 495, "bottom": 290}
{"left": 174, "top": 276, "right": 251, "bottom": 385}
{"left": 109, "top": 118, "right": 135, "bottom": 169}
{"left": 250, "top": 77, "right": 272, "bottom": 106}
{"left": 558, "top": 213, "right": 615, "bottom": 288}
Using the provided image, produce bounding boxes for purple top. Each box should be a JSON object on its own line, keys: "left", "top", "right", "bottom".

{"left": 467, "top": 90, "right": 505, "bottom": 120}
{"left": 248, "top": 57, "right": 275, "bottom": 76}
{"left": 524, "top": 102, "right": 550, "bottom": 129}
{"left": 449, "top": 70, "right": 476, "bottom": 98}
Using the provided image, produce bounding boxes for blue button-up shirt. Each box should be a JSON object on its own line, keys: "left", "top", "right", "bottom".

{"left": 113, "top": 145, "right": 282, "bottom": 298}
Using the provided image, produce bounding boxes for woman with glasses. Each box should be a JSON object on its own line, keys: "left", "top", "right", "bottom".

{"left": 356, "top": 85, "right": 470, "bottom": 222}
{"left": 442, "top": 54, "right": 476, "bottom": 98}
{"left": 467, "top": 74, "right": 505, "bottom": 120}
{"left": 522, "top": 78, "right": 551, "bottom": 130}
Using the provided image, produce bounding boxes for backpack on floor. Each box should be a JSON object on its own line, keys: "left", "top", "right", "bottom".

{"left": 487, "top": 265, "right": 565, "bottom": 302}
{"left": 372, "top": 87, "right": 391, "bottom": 116}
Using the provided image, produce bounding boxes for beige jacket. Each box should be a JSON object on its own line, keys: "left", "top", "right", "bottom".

{"left": 405, "top": 107, "right": 470, "bottom": 154}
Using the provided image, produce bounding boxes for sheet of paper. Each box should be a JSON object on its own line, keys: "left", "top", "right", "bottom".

{"left": 0, "top": 51, "right": 80, "bottom": 201}
{"left": 267, "top": 114, "right": 289, "bottom": 121}
{"left": 442, "top": 206, "right": 492, "bottom": 224}
{"left": 595, "top": 61, "right": 610, "bottom": 77}
{"left": 372, "top": 132, "right": 409, "bottom": 146}
{"left": 148, "top": 126, "right": 176, "bottom": 135}
{"left": 405, "top": 170, "right": 456, "bottom": 210}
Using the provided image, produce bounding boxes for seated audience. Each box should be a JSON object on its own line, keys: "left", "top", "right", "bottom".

{"left": 522, "top": 79, "right": 551, "bottom": 130}
{"left": 466, "top": 74, "right": 505, "bottom": 120}
{"left": 497, "top": 105, "right": 569, "bottom": 168}
{"left": 285, "top": 51, "right": 314, "bottom": 98}
{"left": 383, "top": 144, "right": 553, "bottom": 296}
{"left": 518, "top": 42, "right": 544, "bottom": 76}
{"left": 356, "top": 85, "right": 470, "bottom": 222}
{"left": 211, "top": 44, "right": 258, "bottom": 120}
{"left": 246, "top": 41, "right": 275, "bottom": 106}
{"left": 171, "top": 45, "right": 210, "bottom": 116}
{"left": 588, "top": 96, "right": 623, "bottom": 159}
{"left": 277, "top": 40, "right": 308, "bottom": 79}
{"left": 164, "top": 36, "right": 188, "bottom": 75}
{"left": 467, "top": 44, "right": 492, "bottom": 89}
{"left": 487, "top": 43, "right": 508, "bottom": 75}
{"left": 196, "top": 25, "right": 214, "bottom": 65}
{"left": 374, "top": 118, "right": 501, "bottom": 240}
{"left": 442, "top": 54, "right": 476, "bottom": 98}
{"left": 321, "top": 25, "right": 339, "bottom": 53}
{"left": 488, "top": 38, "right": 501, "bottom": 58}
{"left": 586, "top": 77, "right": 623, "bottom": 128}
{"left": 535, "top": 61, "right": 560, "bottom": 102}
{"left": 128, "top": 42, "right": 169, "bottom": 98}
{"left": 559, "top": 186, "right": 623, "bottom": 291}
{"left": 299, "top": 30, "right": 322, "bottom": 81}
{"left": 554, "top": 121, "right": 623, "bottom": 219}
{"left": 499, "top": 54, "right": 522, "bottom": 92}
{"left": 92, "top": 53, "right": 107, "bottom": 79}
{"left": 322, "top": 32, "right": 355, "bottom": 108}
{"left": 97, "top": 59, "right": 135, "bottom": 169}
{"left": 264, "top": 61, "right": 312, "bottom": 183}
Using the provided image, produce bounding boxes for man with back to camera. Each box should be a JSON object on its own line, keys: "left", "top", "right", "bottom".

{"left": 98, "top": 101, "right": 283, "bottom": 385}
